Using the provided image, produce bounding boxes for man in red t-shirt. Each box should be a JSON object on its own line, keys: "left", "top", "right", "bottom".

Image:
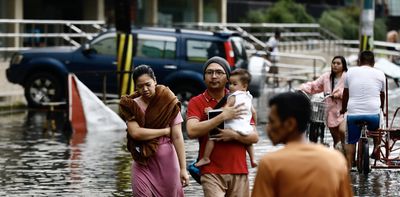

{"left": 186, "top": 56, "right": 259, "bottom": 197}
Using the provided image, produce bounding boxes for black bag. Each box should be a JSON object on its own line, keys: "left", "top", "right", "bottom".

{"left": 187, "top": 95, "right": 228, "bottom": 184}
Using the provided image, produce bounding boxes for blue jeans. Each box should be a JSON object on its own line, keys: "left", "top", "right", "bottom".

{"left": 347, "top": 114, "right": 380, "bottom": 144}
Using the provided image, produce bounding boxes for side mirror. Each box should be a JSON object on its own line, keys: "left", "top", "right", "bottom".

{"left": 82, "top": 43, "right": 96, "bottom": 55}
{"left": 84, "top": 43, "right": 90, "bottom": 51}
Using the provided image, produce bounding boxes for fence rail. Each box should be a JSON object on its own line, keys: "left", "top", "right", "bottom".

{"left": 0, "top": 19, "right": 106, "bottom": 57}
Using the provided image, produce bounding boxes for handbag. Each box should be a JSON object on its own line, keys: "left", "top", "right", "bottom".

{"left": 187, "top": 95, "right": 228, "bottom": 184}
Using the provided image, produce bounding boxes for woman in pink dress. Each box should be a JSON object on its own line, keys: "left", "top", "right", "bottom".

{"left": 299, "top": 56, "right": 348, "bottom": 150}
{"left": 120, "top": 65, "right": 189, "bottom": 196}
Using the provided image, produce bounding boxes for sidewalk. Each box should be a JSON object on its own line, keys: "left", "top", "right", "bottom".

{"left": 0, "top": 61, "right": 26, "bottom": 107}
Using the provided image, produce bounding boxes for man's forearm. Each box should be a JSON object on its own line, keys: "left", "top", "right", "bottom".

{"left": 380, "top": 91, "right": 385, "bottom": 110}
{"left": 187, "top": 116, "right": 224, "bottom": 139}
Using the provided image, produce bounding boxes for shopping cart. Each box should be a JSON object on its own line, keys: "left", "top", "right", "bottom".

{"left": 308, "top": 94, "right": 329, "bottom": 144}
{"left": 311, "top": 100, "right": 326, "bottom": 123}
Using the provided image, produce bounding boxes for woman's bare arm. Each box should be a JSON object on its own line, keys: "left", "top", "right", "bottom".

{"left": 127, "top": 120, "right": 170, "bottom": 140}
{"left": 171, "top": 123, "right": 190, "bottom": 186}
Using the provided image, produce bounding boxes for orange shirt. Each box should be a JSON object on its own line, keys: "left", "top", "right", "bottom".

{"left": 252, "top": 143, "right": 353, "bottom": 197}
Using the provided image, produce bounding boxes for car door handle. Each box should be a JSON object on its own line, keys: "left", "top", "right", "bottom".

{"left": 164, "top": 65, "right": 177, "bottom": 69}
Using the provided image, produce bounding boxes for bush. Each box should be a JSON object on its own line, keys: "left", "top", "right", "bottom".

{"left": 318, "top": 7, "right": 359, "bottom": 39}
{"left": 319, "top": 12, "right": 344, "bottom": 38}
{"left": 242, "top": 1, "right": 387, "bottom": 41}
{"left": 245, "top": 9, "right": 267, "bottom": 23}
{"left": 243, "top": 0, "right": 314, "bottom": 23}
{"left": 319, "top": 6, "right": 387, "bottom": 41}
{"left": 374, "top": 18, "right": 387, "bottom": 41}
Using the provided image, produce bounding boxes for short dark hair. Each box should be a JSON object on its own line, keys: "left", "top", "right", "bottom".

{"left": 268, "top": 92, "right": 311, "bottom": 132}
{"left": 230, "top": 68, "right": 251, "bottom": 86}
{"left": 132, "top": 65, "right": 156, "bottom": 83}
{"left": 359, "top": 50, "right": 375, "bottom": 66}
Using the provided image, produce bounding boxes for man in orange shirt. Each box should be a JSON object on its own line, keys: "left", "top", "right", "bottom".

{"left": 252, "top": 92, "right": 352, "bottom": 197}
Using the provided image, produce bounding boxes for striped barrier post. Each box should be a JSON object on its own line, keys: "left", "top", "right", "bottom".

{"left": 115, "top": 0, "right": 134, "bottom": 97}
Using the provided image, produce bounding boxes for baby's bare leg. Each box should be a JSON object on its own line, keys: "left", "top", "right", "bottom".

{"left": 195, "top": 140, "right": 214, "bottom": 167}
{"left": 247, "top": 145, "right": 257, "bottom": 168}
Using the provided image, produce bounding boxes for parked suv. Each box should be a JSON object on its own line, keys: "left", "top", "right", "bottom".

{"left": 6, "top": 27, "right": 263, "bottom": 109}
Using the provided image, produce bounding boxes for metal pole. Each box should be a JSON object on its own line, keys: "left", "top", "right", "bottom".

{"left": 102, "top": 73, "right": 107, "bottom": 102}
{"left": 359, "top": 0, "right": 374, "bottom": 52}
{"left": 313, "top": 59, "right": 316, "bottom": 80}
{"left": 115, "top": 0, "right": 134, "bottom": 97}
{"left": 385, "top": 77, "right": 388, "bottom": 128}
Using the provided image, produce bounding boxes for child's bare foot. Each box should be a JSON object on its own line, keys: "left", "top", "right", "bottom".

{"left": 251, "top": 161, "right": 258, "bottom": 168}
{"left": 195, "top": 158, "right": 211, "bottom": 167}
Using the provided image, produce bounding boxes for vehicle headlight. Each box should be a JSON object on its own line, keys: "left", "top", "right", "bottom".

{"left": 10, "top": 53, "right": 23, "bottom": 65}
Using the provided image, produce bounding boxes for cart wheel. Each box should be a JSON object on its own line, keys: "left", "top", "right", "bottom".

{"left": 319, "top": 123, "right": 325, "bottom": 144}
{"left": 308, "top": 122, "right": 318, "bottom": 143}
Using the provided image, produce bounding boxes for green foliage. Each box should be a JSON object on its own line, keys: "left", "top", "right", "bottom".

{"left": 319, "top": 11, "right": 344, "bottom": 38}
{"left": 245, "top": 9, "right": 267, "bottom": 23}
{"left": 318, "top": 6, "right": 387, "bottom": 41}
{"left": 318, "top": 7, "right": 359, "bottom": 39}
{"left": 242, "top": 1, "right": 388, "bottom": 41}
{"left": 243, "top": 0, "right": 314, "bottom": 23}
{"left": 374, "top": 18, "right": 387, "bottom": 41}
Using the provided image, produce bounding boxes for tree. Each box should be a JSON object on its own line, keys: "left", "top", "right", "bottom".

{"left": 243, "top": 0, "right": 314, "bottom": 23}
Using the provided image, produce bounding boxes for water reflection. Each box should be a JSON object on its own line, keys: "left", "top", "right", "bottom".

{"left": 0, "top": 109, "right": 131, "bottom": 196}
{"left": 351, "top": 170, "right": 400, "bottom": 196}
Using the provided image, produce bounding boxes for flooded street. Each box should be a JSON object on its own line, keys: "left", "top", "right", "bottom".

{"left": 0, "top": 84, "right": 400, "bottom": 196}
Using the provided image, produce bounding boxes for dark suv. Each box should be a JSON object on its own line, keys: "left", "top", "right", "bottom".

{"left": 6, "top": 27, "right": 261, "bottom": 109}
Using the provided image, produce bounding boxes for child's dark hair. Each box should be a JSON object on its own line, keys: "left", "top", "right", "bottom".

{"left": 230, "top": 68, "right": 251, "bottom": 86}
{"left": 132, "top": 65, "right": 156, "bottom": 83}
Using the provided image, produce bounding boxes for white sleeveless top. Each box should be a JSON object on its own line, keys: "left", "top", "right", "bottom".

{"left": 224, "top": 91, "right": 253, "bottom": 135}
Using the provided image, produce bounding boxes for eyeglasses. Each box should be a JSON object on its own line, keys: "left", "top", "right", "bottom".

{"left": 205, "top": 69, "right": 226, "bottom": 77}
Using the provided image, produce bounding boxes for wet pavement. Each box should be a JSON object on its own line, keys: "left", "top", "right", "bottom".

{"left": 0, "top": 84, "right": 400, "bottom": 196}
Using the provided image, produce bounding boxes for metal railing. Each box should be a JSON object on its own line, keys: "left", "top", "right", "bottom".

{"left": 0, "top": 19, "right": 106, "bottom": 58}
{"left": 174, "top": 22, "right": 338, "bottom": 49}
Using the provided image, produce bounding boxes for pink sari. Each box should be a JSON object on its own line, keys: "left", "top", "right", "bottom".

{"left": 131, "top": 98, "right": 184, "bottom": 197}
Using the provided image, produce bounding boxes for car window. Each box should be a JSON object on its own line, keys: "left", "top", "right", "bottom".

{"left": 186, "top": 40, "right": 225, "bottom": 63}
{"left": 230, "top": 37, "right": 248, "bottom": 63}
{"left": 91, "top": 37, "right": 116, "bottom": 56}
{"left": 137, "top": 38, "right": 176, "bottom": 59}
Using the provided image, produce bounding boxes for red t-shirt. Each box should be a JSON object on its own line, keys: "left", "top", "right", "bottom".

{"left": 187, "top": 90, "right": 253, "bottom": 174}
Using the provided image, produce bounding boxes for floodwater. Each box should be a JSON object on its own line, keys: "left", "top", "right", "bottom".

{"left": 0, "top": 83, "right": 400, "bottom": 196}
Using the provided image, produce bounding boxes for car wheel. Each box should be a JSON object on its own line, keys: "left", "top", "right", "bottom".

{"left": 24, "top": 72, "right": 64, "bottom": 108}
{"left": 173, "top": 85, "right": 202, "bottom": 137}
